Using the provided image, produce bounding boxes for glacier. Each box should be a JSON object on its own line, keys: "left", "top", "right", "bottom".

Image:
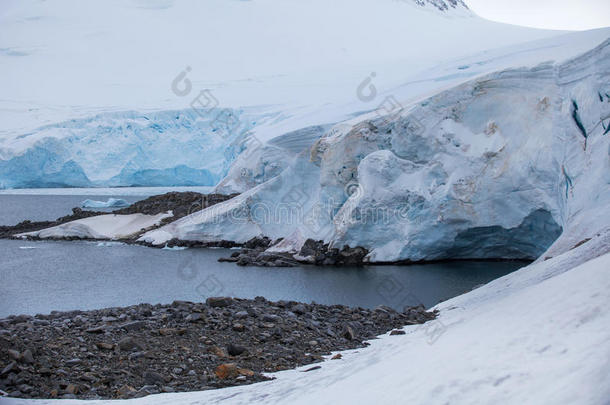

{"left": 1, "top": 0, "right": 594, "bottom": 190}
{"left": 0, "top": 108, "right": 277, "bottom": 189}
{"left": 141, "top": 37, "right": 610, "bottom": 264}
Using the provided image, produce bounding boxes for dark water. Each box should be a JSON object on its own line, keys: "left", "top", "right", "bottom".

{"left": 0, "top": 239, "right": 523, "bottom": 317}
{"left": 0, "top": 192, "right": 525, "bottom": 317}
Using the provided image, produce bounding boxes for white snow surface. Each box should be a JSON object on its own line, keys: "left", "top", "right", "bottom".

{"left": 3, "top": 0, "right": 607, "bottom": 189}
{"left": 17, "top": 212, "right": 172, "bottom": 240}
{"left": 6, "top": 221, "right": 610, "bottom": 405}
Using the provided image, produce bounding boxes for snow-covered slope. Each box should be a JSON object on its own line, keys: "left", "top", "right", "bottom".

{"left": 0, "top": 0, "right": 584, "bottom": 189}
{"left": 141, "top": 36, "right": 610, "bottom": 263}
{"left": 18, "top": 212, "right": 172, "bottom": 240}
{"left": 8, "top": 218, "right": 610, "bottom": 405}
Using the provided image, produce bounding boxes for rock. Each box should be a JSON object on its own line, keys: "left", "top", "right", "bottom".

{"left": 128, "top": 351, "right": 147, "bottom": 361}
{"left": 120, "top": 321, "right": 147, "bottom": 332}
{"left": 214, "top": 363, "right": 239, "bottom": 380}
{"left": 10, "top": 315, "right": 32, "bottom": 324}
{"left": 85, "top": 326, "right": 105, "bottom": 334}
{"left": 95, "top": 342, "right": 114, "bottom": 351}
{"left": 331, "top": 354, "right": 342, "bottom": 360}
{"left": 308, "top": 340, "right": 318, "bottom": 347}
{"left": 262, "top": 314, "right": 281, "bottom": 323}
{"left": 237, "top": 367, "right": 254, "bottom": 377}
{"left": 302, "top": 366, "right": 322, "bottom": 372}
{"left": 143, "top": 371, "right": 166, "bottom": 385}
{"left": 65, "top": 358, "right": 82, "bottom": 367}
{"left": 390, "top": 330, "right": 406, "bottom": 336}
{"left": 7, "top": 350, "right": 20, "bottom": 362}
{"left": 185, "top": 313, "right": 204, "bottom": 323}
{"left": 118, "top": 337, "right": 145, "bottom": 352}
{"left": 65, "top": 384, "right": 78, "bottom": 395}
{"left": 117, "top": 384, "right": 137, "bottom": 398}
{"left": 234, "top": 311, "right": 249, "bottom": 319}
{"left": 226, "top": 344, "right": 246, "bottom": 356}
{"left": 292, "top": 304, "right": 308, "bottom": 315}
{"left": 137, "top": 385, "right": 159, "bottom": 396}
{"left": 80, "top": 373, "right": 97, "bottom": 383}
{"left": 21, "top": 349, "right": 34, "bottom": 364}
{"left": 209, "top": 346, "right": 226, "bottom": 358}
{"left": 206, "top": 297, "right": 233, "bottom": 308}
{"left": 232, "top": 323, "right": 245, "bottom": 332}
{"left": 342, "top": 325, "right": 355, "bottom": 340}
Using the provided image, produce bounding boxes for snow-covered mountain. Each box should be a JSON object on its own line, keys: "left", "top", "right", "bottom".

{"left": 0, "top": 0, "right": 580, "bottom": 188}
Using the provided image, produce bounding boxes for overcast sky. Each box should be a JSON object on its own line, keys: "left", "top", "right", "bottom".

{"left": 465, "top": 0, "right": 610, "bottom": 31}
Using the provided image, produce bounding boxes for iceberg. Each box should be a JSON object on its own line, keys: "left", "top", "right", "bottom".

{"left": 81, "top": 198, "right": 130, "bottom": 209}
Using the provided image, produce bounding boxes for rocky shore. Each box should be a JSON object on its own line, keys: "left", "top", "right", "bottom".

{"left": 218, "top": 238, "right": 370, "bottom": 267}
{"left": 0, "top": 192, "right": 237, "bottom": 240}
{"left": 0, "top": 298, "right": 436, "bottom": 400}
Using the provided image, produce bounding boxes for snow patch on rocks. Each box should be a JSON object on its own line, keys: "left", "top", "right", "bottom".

{"left": 18, "top": 212, "right": 173, "bottom": 240}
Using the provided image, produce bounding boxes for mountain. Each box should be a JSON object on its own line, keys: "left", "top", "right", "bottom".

{"left": 0, "top": 0, "right": 583, "bottom": 188}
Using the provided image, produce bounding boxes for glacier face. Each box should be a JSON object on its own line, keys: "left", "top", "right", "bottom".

{"left": 141, "top": 39, "right": 610, "bottom": 262}
{"left": 0, "top": 108, "right": 278, "bottom": 189}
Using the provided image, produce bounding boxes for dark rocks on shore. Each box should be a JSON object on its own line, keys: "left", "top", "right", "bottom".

{"left": 0, "top": 298, "right": 436, "bottom": 400}
{"left": 219, "top": 238, "right": 370, "bottom": 267}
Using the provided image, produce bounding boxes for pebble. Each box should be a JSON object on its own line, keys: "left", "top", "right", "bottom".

{"left": 142, "top": 371, "right": 166, "bottom": 386}
{"left": 206, "top": 297, "right": 233, "bottom": 308}
{"left": 227, "top": 344, "right": 247, "bottom": 356}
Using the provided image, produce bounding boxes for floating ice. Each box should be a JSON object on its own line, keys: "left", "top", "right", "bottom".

{"left": 81, "top": 198, "right": 130, "bottom": 209}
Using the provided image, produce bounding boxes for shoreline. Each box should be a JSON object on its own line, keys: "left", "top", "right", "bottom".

{"left": 0, "top": 297, "right": 436, "bottom": 400}
{"left": 1, "top": 192, "right": 534, "bottom": 268}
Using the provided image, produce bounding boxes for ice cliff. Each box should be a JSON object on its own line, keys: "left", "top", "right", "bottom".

{"left": 0, "top": 109, "right": 272, "bottom": 189}
{"left": 141, "top": 38, "right": 610, "bottom": 263}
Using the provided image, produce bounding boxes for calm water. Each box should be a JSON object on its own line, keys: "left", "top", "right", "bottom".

{"left": 0, "top": 194, "right": 142, "bottom": 226}
{"left": 0, "top": 187, "right": 213, "bottom": 226}
{"left": 0, "top": 192, "right": 525, "bottom": 317}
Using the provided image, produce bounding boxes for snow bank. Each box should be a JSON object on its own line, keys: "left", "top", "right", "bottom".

{"left": 7, "top": 223, "right": 610, "bottom": 405}
{"left": 81, "top": 198, "right": 130, "bottom": 209}
{"left": 17, "top": 212, "right": 173, "bottom": 240}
